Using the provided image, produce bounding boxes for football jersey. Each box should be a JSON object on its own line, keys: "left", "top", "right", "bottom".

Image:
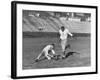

{"left": 59, "top": 29, "right": 69, "bottom": 40}
{"left": 43, "top": 45, "right": 53, "bottom": 52}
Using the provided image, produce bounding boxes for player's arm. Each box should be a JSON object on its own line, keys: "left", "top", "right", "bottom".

{"left": 48, "top": 49, "right": 56, "bottom": 58}
{"left": 67, "top": 30, "right": 73, "bottom": 37}
{"left": 51, "top": 49, "right": 55, "bottom": 55}
{"left": 47, "top": 49, "right": 54, "bottom": 57}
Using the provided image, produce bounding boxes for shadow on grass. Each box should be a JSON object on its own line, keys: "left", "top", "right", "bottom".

{"left": 65, "top": 51, "right": 80, "bottom": 58}
{"left": 33, "top": 51, "right": 80, "bottom": 63}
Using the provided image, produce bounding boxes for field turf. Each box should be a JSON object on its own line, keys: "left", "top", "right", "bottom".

{"left": 23, "top": 36, "right": 91, "bottom": 69}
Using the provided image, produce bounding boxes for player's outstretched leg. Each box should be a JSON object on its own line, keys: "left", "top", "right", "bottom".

{"left": 34, "top": 52, "right": 43, "bottom": 62}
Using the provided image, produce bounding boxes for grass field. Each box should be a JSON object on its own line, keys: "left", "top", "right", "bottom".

{"left": 23, "top": 36, "right": 91, "bottom": 70}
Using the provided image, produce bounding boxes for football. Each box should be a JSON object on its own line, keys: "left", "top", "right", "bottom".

{"left": 52, "top": 54, "right": 62, "bottom": 60}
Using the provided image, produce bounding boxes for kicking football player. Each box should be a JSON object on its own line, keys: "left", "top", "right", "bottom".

{"left": 58, "top": 26, "right": 73, "bottom": 57}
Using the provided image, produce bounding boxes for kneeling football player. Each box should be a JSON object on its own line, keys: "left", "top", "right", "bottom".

{"left": 35, "top": 43, "right": 56, "bottom": 62}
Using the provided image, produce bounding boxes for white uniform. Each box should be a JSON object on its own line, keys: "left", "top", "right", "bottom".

{"left": 59, "top": 28, "right": 72, "bottom": 52}
{"left": 37, "top": 45, "right": 55, "bottom": 60}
